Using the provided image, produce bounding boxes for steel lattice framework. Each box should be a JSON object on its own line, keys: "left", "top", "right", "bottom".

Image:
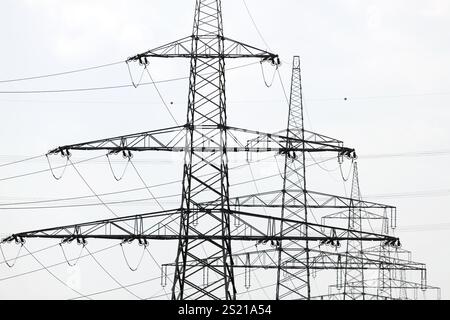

{"left": 1, "top": 0, "right": 439, "bottom": 300}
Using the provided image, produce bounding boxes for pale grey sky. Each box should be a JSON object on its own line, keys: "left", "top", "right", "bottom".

{"left": 0, "top": 0, "right": 449, "bottom": 299}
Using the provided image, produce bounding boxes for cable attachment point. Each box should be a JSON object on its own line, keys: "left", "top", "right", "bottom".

{"left": 320, "top": 229, "right": 341, "bottom": 249}
{"left": 261, "top": 55, "right": 281, "bottom": 67}
{"left": 60, "top": 238, "right": 86, "bottom": 267}
{"left": 338, "top": 148, "right": 357, "bottom": 161}
{"left": 126, "top": 59, "right": 148, "bottom": 88}
{"left": 138, "top": 56, "right": 149, "bottom": 66}
{"left": 106, "top": 150, "right": 132, "bottom": 181}
{"left": 338, "top": 149, "right": 357, "bottom": 182}
{"left": 120, "top": 238, "right": 148, "bottom": 272}
{"left": 138, "top": 238, "right": 149, "bottom": 247}
{"left": 260, "top": 57, "right": 279, "bottom": 88}
{"left": 46, "top": 148, "right": 71, "bottom": 180}
{"left": 383, "top": 238, "right": 401, "bottom": 248}
{"left": 0, "top": 237, "right": 24, "bottom": 268}
{"left": 2, "top": 235, "right": 25, "bottom": 245}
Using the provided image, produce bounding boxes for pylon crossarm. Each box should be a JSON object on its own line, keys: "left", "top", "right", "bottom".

{"left": 229, "top": 126, "right": 355, "bottom": 157}
{"left": 329, "top": 279, "right": 439, "bottom": 290}
{"left": 311, "top": 292, "right": 393, "bottom": 300}
{"left": 200, "top": 189, "right": 395, "bottom": 210}
{"left": 47, "top": 125, "right": 355, "bottom": 156}
{"left": 249, "top": 128, "right": 344, "bottom": 149}
{"left": 127, "top": 35, "right": 279, "bottom": 62}
{"left": 2, "top": 208, "right": 397, "bottom": 245}
{"left": 163, "top": 246, "right": 425, "bottom": 272}
{"left": 2, "top": 209, "right": 181, "bottom": 244}
{"left": 47, "top": 125, "right": 187, "bottom": 155}
{"left": 322, "top": 210, "right": 385, "bottom": 221}
{"left": 361, "top": 245, "right": 413, "bottom": 261}
{"left": 227, "top": 209, "right": 398, "bottom": 245}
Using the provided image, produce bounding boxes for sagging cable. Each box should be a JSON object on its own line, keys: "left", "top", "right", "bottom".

{"left": 106, "top": 151, "right": 132, "bottom": 181}
{"left": 120, "top": 240, "right": 148, "bottom": 272}
{"left": 126, "top": 60, "right": 147, "bottom": 88}
{"left": 59, "top": 241, "right": 86, "bottom": 267}
{"left": 260, "top": 60, "right": 278, "bottom": 88}
{"left": 338, "top": 156, "right": 354, "bottom": 182}
{"left": 0, "top": 242, "right": 24, "bottom": 268}
{"left": 46, "top": 151, "right": 71, "bottom": 180}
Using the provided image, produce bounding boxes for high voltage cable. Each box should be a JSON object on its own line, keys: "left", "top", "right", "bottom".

{"left": 70, "top": 273, "right": 164, "bottom": 300}
{"left": 0, "top": 82, "right": 166, "bottom": 94}
{"left": 0, "top": 194, "right": 180, "bottom": 210}
{"left": 70, "top": 242, "right": 266, "bottom": 300}
{"left": 4, "top": 95, "right": 450, "bottom": 106}
{"left": 0, "top": 185, "right": 173, "bottom": 207}
{"left": 4, "top": 156, "right": 450, "bottom": 210}
{"left": 144, "top": 67, "right": 179, "bottom": 126}
{"left": 2, "top": 146, "right": 449, "bottom": 175}
{"left": 3, "top": 225, "right": 262, "bottom": 300}
{"left": 0, "top": 153, "right": 276, "bottom": 197}
{"left": 85, "top": 247, "right": 143, "bottom": 300}
{"left": 309, "top": 92, "right": 450, "bottom": 102}
{"left": 0, "top": 61, "right": 260, "bottom": 94}
{"left": 0, "top": 154, "right": 46, "bottom": 168}
{"left": 130, "top": 160, "right": 166, "bottom": 211}
{"left": 359, "top": 150, "right": 450, "bottom": 159}
{"left": 23, "top": 246, "right": 93, "bottom": 300}
{"left": 0, "top": 157, "right": 334, "bottom": 209}
{"left": 0, "top": 61, "right": 125, "bottom": 84}
{"left": 1, "top": 153, "right": 450, "bottom": 210}
{"left": 0, "top": 155, "right": 105, "bottom": 182}
{"left": 0, "top": 244, "right": 59, "bottom": 266}
{"left": 242, "top": 0, "right": 271, "bottom": 50}
{"left": 0, "top": 243, "right": 119, "bottom": 282}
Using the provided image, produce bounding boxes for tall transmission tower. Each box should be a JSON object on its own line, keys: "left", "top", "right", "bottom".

{"left": 320, "top": 162, "right": 439, "bottom": 300}
{"left": 1, "top": 0, "right": 437, "bottom": 300}
{"left": 276, "top": 56, "right": 311, "bottom": 300}
{"left": 342, "top": 163, "right": 366, "bottom": 299}
{"left": 209, "top": 56, "right": 437, "bottom": 300}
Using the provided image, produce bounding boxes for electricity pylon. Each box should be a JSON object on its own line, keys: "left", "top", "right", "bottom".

{"left": 342, "top": 163, "right": 367, "bottom": 299}
{"left": 320, "top": 163, "right": 439, "bottom": 300}
{"left": 275, "top": 56, "right": 311, "bottom": 300}
{"left": 199, "top": 56, "right": 430, "bottom": 300}
{"left": 2, "top": 0, "right": 404, "bottom": 300}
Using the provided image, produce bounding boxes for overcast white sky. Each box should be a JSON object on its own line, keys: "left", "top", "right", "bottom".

{"left": 0, "top": 0, "right": 449, "bottom": 299}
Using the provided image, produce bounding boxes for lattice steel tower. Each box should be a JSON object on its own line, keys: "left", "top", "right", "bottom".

{"left": 2, "top": 0, "right": 418, "bottom": 301}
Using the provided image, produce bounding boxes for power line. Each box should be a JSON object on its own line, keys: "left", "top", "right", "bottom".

{"left": 130, "top": 160, "right": 166, "bottom": 211}
{"left": 398, "top": 222, "right": 450, "bottom": 233}
{"left": 1, "top": 151, "right": 449, "bottom": 210}
{"left": 0, "top": 244, "right": 58, "bottom": 266}
{"left": 71, "top": 242, "right": 263, "bottom": 300}
{"left": 69, "top": 273, "right": 164, "bottom": 300}
{"left": 0, "top": 82, "right": 155, "bottom": 94}
{"left": 3, "top": 154, "right": 450, "bottom": 210}
{"left": 242, "top": 0, "right": 271, "bottom": 50}
{"left": 0, "top": 61, "right": 260, "bottom": 95}
{"left": 0, "top": 159, "right": 258, "bottom": 205}
{"left": 0, "top": 154, "right": 46, "bottom": 168}
{"left": 0, "top": 194, "right": 180, "bottom": 210}
{"left": 68, "top": 158, "right": 122, "bottom": 220}
{"left": 85, "top": 247, "right": 143, "bottom": 300}
{"left": 0, "top": 155, "right": 105, "bottom": 182}
{"left": 23, "top": 245, "right": 92, "bottom": 300}
{"left": 360, "top": 150, "right": 450, "bottom": 160}
{"left": 0, "top": 243, "right": 119, "bottom": 283}
{"left": 0, "top": 61, "right": 125, "bottom": 84}
{"left": 144, "top": 68, "right": 179, "bottom": 126}
{"left": 366, "top": 189, "right": 450, "bottom": 200}
{"left": 309, "top": 92, "right": 450, "bottom": 102}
